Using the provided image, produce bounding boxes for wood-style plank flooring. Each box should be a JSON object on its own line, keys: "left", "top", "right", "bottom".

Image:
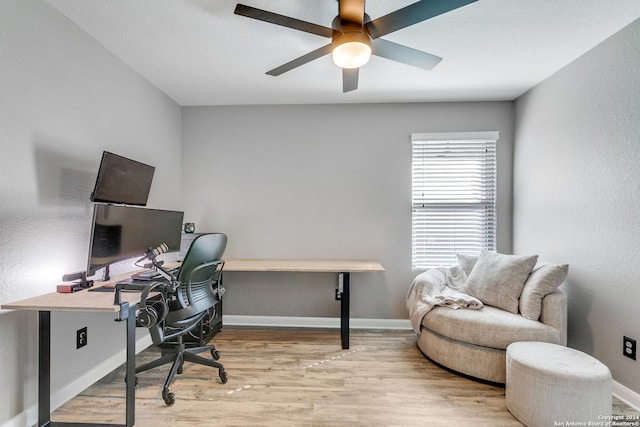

{"left": 52, "top": 327, "right": 639, "bottom": 426}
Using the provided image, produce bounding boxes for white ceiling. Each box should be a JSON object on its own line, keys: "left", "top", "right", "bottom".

{"left": 44, "top": 0, "right": 640, "bottom": 106}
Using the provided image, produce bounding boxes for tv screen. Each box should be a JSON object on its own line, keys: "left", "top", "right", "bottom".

{"left": 87, "top": 204, "right": 184, "bottom": 276}
{"left": 91, "top": 151, "right": 155, "bottom": 206}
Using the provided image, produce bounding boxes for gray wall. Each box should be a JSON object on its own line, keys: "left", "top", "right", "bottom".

{"left": 514, "top": 19, "right": 640, "bottom": 393}
{"left": 0, "top": 1, "right": 181, "bottom": 424}
{"left": 182, "top": 102, "right": 514, "bottom": 320}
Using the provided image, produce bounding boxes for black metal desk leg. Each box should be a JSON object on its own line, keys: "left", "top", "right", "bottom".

{"left": 124, "top": 304, "right": 136, "bottom": 427}
{"left": 34, "top": 301, "right": 136, "bottom": 426}
{"left": 38, "top": 310, "right": 51, "bottom": 427}
{"left": 340, "top": 273, "right": 350, "bottom": 349}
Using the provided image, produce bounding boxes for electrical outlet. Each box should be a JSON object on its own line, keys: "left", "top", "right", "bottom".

{"left": 623, "top": 336, "right": 636, "bottom": 360}
{"left": 335, "top": 289, "right": 342, "bottom": 300}
{"left": 77, "top": 327, "right": 88, "bottom": 349}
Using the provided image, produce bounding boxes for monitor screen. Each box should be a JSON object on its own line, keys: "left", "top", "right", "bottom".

{"left": 87, "top": 204, "right": 184, "bottom": 276}
{"left": 90, "top": 151, "right": 155, "bottom": 206}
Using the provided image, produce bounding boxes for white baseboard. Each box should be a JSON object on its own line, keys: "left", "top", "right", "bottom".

{"left": 613, "top": 380, "right": 640, "bottom": 412}
{"left": 223, "top": 315, "right": 412, "bottom": 330}
{"left": 3, "top": 334, "right": 152, "bottom": 427}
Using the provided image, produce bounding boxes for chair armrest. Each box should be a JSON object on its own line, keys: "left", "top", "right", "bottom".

{"left": 539, "top": 290, "right": 567, "bottom": 346}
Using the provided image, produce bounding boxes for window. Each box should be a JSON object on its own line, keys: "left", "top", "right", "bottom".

{"left": 411, "top": 132, "right": 498, "bottom": 269}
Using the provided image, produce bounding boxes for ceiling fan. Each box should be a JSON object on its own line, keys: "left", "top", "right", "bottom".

{"left": 234, "top": 0, "right": 478, "bottom": 92}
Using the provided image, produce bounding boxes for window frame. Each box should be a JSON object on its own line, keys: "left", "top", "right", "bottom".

{"left": 411, "top": 131, "right": 499, "bottom": 270}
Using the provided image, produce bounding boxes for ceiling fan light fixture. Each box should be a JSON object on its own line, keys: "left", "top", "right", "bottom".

{"left": 331, "top": 31, "right": 372, "bottom": 69}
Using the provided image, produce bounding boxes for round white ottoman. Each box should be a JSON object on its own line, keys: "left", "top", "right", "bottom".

{"left": 506, "top": 342, "right": 612, "bottom": 427}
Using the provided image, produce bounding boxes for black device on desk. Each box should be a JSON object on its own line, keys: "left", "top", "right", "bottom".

{"left": 130, "top": 269, "right": 162, "bottom": 281}
{"left": 131, "top": 264, "right": 180, "bottom": 281}
{"left": 93, "top": 265, "right": 180, "bottom": 296}
{"left": 109, "top": 266, "right": 180, "bottom": 291}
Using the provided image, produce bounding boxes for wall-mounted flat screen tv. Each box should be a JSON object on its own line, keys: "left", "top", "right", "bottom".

{"left": 87, "top": 204, "right": 184, "bottom": 277}
{"left": 90, "top": 151, "right": 155, "bottom": 206}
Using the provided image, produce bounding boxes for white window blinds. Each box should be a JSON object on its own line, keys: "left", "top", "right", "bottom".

{"left": 411, "top": 132, "right": 498, "bottom": 269}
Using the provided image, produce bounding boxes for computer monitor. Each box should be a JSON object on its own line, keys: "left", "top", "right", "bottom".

{"left": 90, "top": 151, "right": 155, "bottom": 206}
{"left": 87, "top": 204, "right": 184, "bottom": 277}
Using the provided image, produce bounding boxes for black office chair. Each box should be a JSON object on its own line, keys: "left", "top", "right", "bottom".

{"left": 135, "top": 233, "right": 228, "bottom": 406}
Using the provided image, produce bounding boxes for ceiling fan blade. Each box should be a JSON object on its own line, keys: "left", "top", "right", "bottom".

{"left": 266, "top": 44, "right": 333, "bottom": 76}
{"left": 372, "top": 39, "right": 442, "bottom": 70}
{"left": 339, "top": 0, "right": 365, "bottom": 26}
{"left": 342, "top": 68, "right": 359, "bottom": 92}
{"left": 234, "top": 4, "right": 333, "bottom": 38}
{"left": 365, "top": 0, "right": 478, "bottom": 39}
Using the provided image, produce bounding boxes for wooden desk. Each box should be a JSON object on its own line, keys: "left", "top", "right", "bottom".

{"left": 222, "top": 259, "right": 385, "bottom": 349}
{"left": 2, "top": 271, "right": 143, "bottom": 427}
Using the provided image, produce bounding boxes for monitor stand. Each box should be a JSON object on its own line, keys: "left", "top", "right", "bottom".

{"left": 102, "top": 265, "right": 111, "bottom": 281}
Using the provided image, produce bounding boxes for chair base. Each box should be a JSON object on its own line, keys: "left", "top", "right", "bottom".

{"left": 136, "top": 343, "right": 227, "bottom": 405}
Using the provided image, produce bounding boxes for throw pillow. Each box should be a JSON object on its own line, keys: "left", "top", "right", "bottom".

{"left": 460, "top": 251, "right": 538, "bottom": 313}
{"left": 519, "top": 263, "right": 569, "bottom": 320}
{"left": 456, "top": 254, "right": 478, "bottom": 276}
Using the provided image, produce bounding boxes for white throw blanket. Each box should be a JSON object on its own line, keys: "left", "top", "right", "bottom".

{"left": 406, "top": 266, "right": 483, "bottom": 333}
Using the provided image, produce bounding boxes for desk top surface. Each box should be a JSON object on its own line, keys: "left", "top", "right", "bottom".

{"left": 223, "top": 258, "right": 385, "bottom": 273}
{"left": 1, "top": 259, "right": 384, "bottom": 312}
{"left": 1, "top": 270, "right": 142, "bottom": 313}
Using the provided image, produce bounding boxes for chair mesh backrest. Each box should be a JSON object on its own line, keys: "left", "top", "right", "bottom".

{"left": 165, "top": 233, "right": 227, "bottom": 325}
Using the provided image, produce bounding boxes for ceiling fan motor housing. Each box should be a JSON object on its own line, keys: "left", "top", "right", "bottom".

{"left": 331, "top": 19, "right": 372, "bottom": 69}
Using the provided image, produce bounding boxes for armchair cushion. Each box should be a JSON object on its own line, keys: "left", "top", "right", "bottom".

{"left": 459, "top": 251, "right": 538, "bottom": 313}
{"left": 519, "top": 263, "right": 569, "bottom": 320}
{"left": 456, "top": 253, "right": 478, "bottom": 276}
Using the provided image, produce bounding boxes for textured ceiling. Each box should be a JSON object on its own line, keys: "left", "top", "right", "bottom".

{"left": 44, "top": 0, "right": 640, "bottom": 106}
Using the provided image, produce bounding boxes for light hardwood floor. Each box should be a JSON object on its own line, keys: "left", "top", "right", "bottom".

{"left": 52, "top": 327, "right": 639, "bottom": 426}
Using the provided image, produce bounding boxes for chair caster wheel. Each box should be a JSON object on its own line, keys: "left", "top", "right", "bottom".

{"left": 211, "top": 349, "right": 221, "bottom": 360}
{"left": 162, "top": 390, "right": 175, "bottom": 406}
{"left": 219, "top": 369, "right": 228, "bottom": 384}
